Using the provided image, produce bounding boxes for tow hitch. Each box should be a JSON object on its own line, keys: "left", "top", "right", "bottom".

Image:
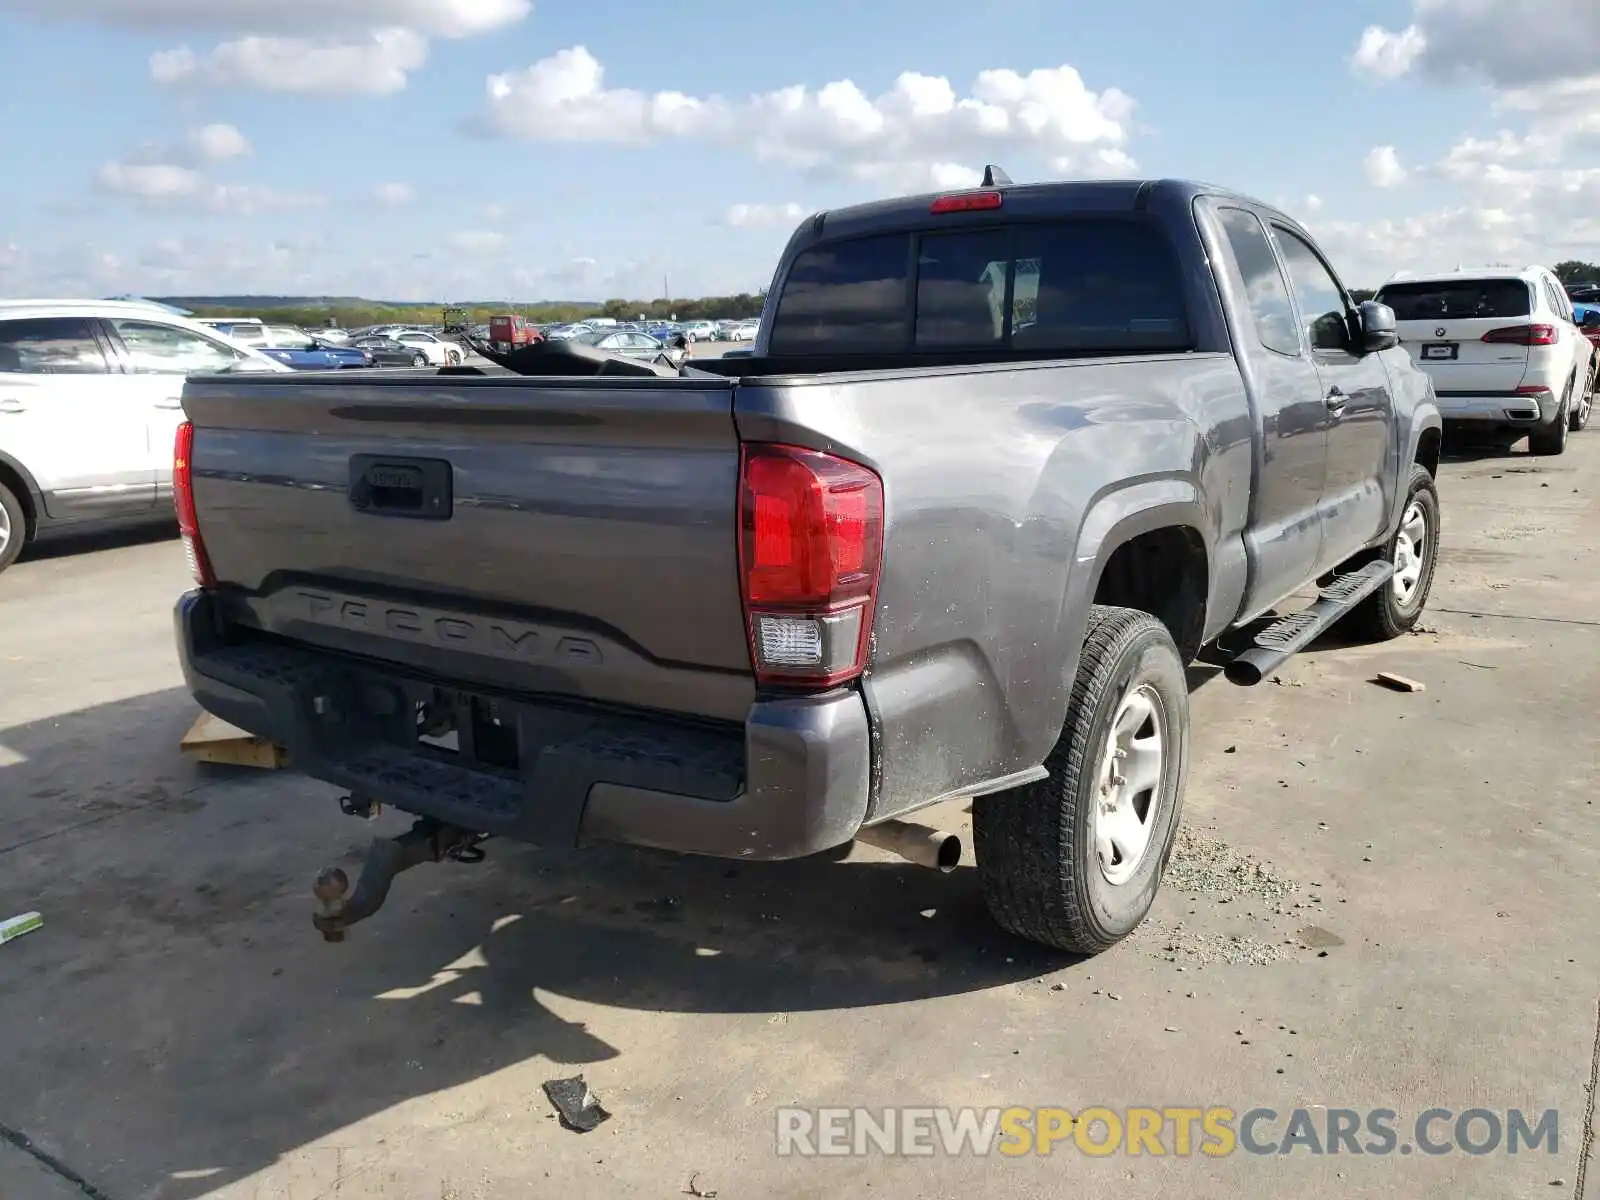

{"left": 312, "top": 806, "right": 487, "bottom": 942}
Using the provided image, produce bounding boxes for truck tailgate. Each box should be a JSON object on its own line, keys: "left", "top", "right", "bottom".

{"left": 182, "top": 374, "right": 755, "bottom": 721}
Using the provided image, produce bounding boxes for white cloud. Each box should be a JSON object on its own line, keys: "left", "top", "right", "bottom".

{"left": 1321, "top": 0, "right": 1600, "bottom": 284}
{"left": 94, "top": 125, "right": 319, "bottom": 215}
{"left": 1350, "top": 24, "right": 1426, "bottom": 81}
{"left": 473, "top": 47, "right": 1136, "bottom": 193}
{"left": 1364, "top": 145, "right": 1408, "bottom": 188}
{"left": 0, "top": 0, "right": 530, "bottom": 37}
{"left": 186, "top": 122, "right": 250, "bottom": 161}
{"left": 482, "top": 203, "right": 509, "bottom": 221}
{"left": 372, "top": 182, "right": 416, "bottom": 207}
{"left": 1350, "top": 1, "right": 1600, "bottom": 89}
{"left": 151, "top": 29, "right": 428, "bottom": 95}
{"left": 1303, "top": 194, "right": 1323, "bottom": 213}
{"left": 723, "top": 202, "right": 807, "bottom": 230}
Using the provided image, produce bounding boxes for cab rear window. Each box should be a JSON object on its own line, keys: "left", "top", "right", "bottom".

{"left": 768, "top": 218, "right": 1191, "bottom": 356}
{"left": 1375, "top": 279, "right": 1531, "bottom": 321}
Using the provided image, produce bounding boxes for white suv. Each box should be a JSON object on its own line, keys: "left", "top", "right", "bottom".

{"left": 1374, "top": 266, "right": 1595, "bottom": 455}
{"left": 0, "top": 299, "right": 289, "bottom": 574}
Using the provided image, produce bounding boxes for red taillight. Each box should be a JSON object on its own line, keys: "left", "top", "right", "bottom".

{"left": 929, "top": 190, "right": 1003, "bottom": 214}
{"left": 738, "top": 443, "right": 884, "bottom": 688}
{"left": 173, "top": 420, "right": 216, "bottom": 588}
{"left": 1481, "top": 324, "right": 1557, "bottom": 345}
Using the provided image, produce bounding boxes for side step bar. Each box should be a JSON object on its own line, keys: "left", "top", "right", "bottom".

{"left": 1224, "top": 560, "right": 1395, "bottom": 686}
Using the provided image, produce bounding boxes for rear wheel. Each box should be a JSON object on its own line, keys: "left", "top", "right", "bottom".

{"left": 0, "top": 480, "right": 27, "bottom": 574}
{"left": 1341, "top": 463, "right": 1440, "bottom": 641}
{"left": 974, "top": 606, "right": 1189, "bottom": 954}
{"left": 1529, "top": 380, "right": 1571, "bottom": 455}
{"left": 410, "top": 352, "right": 427, "bottom": 367}
{"left": 1570, "top": 365, "right": 1594, "bottom": 432}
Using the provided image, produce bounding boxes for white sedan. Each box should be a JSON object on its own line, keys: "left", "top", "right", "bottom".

{"left": 394, "top": 330, "right": 463, "bottom": 366}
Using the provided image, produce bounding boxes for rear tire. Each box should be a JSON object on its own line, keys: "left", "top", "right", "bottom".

{"left": 0, "top": 480, "right": 27, "bottom": 574}
{"left": 411, "top": 353, "right": 427, "bottom": 367}
{"left": 1529, "top": 381, "right": 1571, "bottom": 455}
{"left": 1570, "top": 366, "right": 1594, "bottom": 432}
{"left": 1341, "top": 463, "right": 1440, "bottom": 642}
{"left": 974, "top": 605, "right": 1189, "bottom": 955}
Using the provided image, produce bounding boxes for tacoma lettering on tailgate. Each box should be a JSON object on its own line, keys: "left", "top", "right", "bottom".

{"left": 294, "top": 589, "right": 603, "bottom": 666}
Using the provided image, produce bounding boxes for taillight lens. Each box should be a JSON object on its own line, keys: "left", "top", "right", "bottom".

{"left": 738, "top": 443, "right": 884, "bottom": 688}
{"left": 173, "top": 419, "right": 216, "bottom": 588}
{"left": 929, "top": 190, "right": 1003, "bottom": 215}
{"left": 1481, "top": 324, "right": 1557, "bottom": 345}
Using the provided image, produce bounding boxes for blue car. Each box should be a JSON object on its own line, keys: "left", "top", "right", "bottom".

{"left": 259, "top": 324, "right": 372, "bottom": 370}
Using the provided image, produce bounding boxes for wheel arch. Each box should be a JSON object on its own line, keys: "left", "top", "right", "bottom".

{"left": 1065, "top": 478, "right": 1216, "bottom": 669}
{"left": 0, "top": 449, "right": 44, "bottom": 542}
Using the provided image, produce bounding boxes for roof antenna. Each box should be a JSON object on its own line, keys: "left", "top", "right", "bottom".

{"left": 981, "top": 164, "right": 1013, "bottom": 187}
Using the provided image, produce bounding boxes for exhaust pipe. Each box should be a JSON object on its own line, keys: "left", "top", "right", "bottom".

{"left": 853, "top": 819, "right": 962, "bottom": 872}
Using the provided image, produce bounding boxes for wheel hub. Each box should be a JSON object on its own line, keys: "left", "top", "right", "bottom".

{"left": 1092, "top": 684, "right": 1166, "bottom": 886}
{"left": 1392, "top": 499, "right": 1428, "bottom": 606}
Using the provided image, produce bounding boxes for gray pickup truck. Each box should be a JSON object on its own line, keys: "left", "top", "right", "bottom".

{"left": 174, "top": 173, "right": 1442, "bottom": 955}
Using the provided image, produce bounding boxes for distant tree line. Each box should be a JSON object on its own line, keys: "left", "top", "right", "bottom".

{"left": 181, "top": 292, "right": 771, "bottom": 329}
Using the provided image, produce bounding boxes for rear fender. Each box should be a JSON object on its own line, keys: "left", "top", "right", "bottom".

{"left": 1056, "top": 476, "right": 1212, "bottom": 693}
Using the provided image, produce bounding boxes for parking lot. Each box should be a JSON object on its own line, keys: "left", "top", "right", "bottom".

{"left": 1, "top": 432, "right": 1597, "bottom": 1199}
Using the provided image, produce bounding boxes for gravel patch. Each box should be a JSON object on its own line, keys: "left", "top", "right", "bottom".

{"left": 1164, "top": 827, "right": 1294, "bottom": 902}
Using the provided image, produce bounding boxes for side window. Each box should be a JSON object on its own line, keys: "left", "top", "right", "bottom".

{"left": 110, "top": 320, "right": 242, "bottom": 375}
{"left": 915, "top": 229, "right": 1009, "bottom": 348}
{"left": 1217, "top": 207, "right": 1299, "bottom": 356}
{"left": 1273, "top": 227, "right": 1353, "bottom": 353}
{"left": 0, "top": 317, "right": 110, "bottom": 374}
{"left": 1011, "top": 220, "right": 1190, "bottom": 351}
{"left": 1546, "top": 280, "right": 1571, "bottom": 323}
{"left": 769, "top": 233, "right": 910, "bottom": 354}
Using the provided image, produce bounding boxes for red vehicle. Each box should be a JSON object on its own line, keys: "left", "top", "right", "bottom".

{"left": 488, "top": 313, "right": 541, "bottom": 352}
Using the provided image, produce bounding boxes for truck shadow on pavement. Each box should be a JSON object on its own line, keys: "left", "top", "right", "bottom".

{"left": 0, "top": 687, "right": 1071, "bottom": 1199}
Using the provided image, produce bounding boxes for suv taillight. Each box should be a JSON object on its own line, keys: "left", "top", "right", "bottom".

{"left": 1481, "top": 324, "right": 1557, "bottom": 345}
{"left": 738, "top": 443, "right": 884, "bottom": 688}
{"left": 173, "top": 420, "right": 216, "bottom": 588}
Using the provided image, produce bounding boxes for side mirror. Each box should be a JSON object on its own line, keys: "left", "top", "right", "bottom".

{"left": 1359, "top": 300, "right": 1399, "bottom": 352}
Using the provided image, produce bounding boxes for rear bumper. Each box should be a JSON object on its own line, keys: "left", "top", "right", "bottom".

{"left": 1435, "top": 391, "right": 1556, "bottom": 424}
{"left": 175, "top": 589, "right": 872, "bottom": 861}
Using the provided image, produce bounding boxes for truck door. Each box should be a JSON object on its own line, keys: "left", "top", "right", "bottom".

{"left": 1270, "top": 225, "right": 1395, "bottom": 572}
{"left": 1206, "top": 202, "right": 1328, "bottom": 617}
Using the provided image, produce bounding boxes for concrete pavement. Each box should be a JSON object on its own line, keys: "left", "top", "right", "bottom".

{"left": 0, "top": 435, "right": 1596, "bottom": 1199}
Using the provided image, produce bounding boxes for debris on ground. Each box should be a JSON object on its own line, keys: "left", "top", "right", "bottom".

{"left": 0, "top": 911, "right": 41, "bottom": 945}
{"left": 1164, "top": 829, "right": 1293, "bottom": 901}
{"left": 684, "top": 1172, "right": 719, "bottom": 1197}
{"left": 1372, "top": 672, "right": 1425, "bottom": 693}
{"left": 542, "top": 1076, "right": 611, "bottom": 1133}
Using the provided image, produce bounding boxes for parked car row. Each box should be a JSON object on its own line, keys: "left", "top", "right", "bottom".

{"left": 194, "top": 317, "right": 466, "bottom": 370}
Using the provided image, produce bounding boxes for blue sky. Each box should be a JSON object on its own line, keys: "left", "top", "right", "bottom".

{"left": 1, "top": 0, "right": 1596, "bottom": 301}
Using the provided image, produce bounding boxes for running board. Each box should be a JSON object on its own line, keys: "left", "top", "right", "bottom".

{"left": 1224, "top": 561, "right": 1395, "bottom": 686}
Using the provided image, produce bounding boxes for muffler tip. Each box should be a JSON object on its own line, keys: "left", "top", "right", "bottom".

{"left": 933, "top": 834, "right": 962, "bottom": 873}
{"left": 1224, "top": 659, "right": 1264, "bottom": 686}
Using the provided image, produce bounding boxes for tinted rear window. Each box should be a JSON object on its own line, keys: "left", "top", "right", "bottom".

{"left": 769, "top": 234, "right": 910, "bottom": 354}
{"left": 769, "top": 218, "right": 1191, "bottom": 356}
{"left": 1376, "top": 279, "right": 1531, "bottom": 321}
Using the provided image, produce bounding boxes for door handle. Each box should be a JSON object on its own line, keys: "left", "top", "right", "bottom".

{"left": 152, "top": 398, "right": 184, "bottom": 410}
{"left": 0, "top": 398, "right": 25, "bottom": 414}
